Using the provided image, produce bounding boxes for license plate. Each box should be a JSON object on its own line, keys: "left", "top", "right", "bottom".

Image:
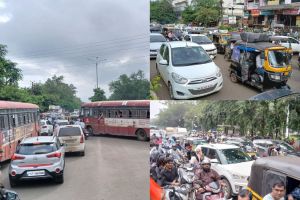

{"left": 27, "top": 170, "right": 45, "bottom": 177}
{"left": 198, "top": 84, "right": 213, "bottom": 90}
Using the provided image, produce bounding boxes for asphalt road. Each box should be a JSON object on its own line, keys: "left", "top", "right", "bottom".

{"left": 0, "top": 136, "right": 149, "bottom": 200}
{"left": 150, "top": 55, "right": 300, "bottom": 100}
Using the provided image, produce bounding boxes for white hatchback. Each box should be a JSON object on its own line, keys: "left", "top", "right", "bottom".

{"left": 57, "top": 125, "right": 85, "bottom": 156}
{"left": 156, "top": 41, "right": 223, "bottom": 99}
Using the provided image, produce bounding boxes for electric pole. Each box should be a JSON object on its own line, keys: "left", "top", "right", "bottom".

{"left": 87, "top": 57, "right": 106, "bottom": 89}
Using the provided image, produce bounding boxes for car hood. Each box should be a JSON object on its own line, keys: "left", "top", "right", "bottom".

{"left": 198, "top": 43, "right": 216, "bottom": 51}
{"left": 150, "top": 42, "right": 164, "bottom": 50}
{"left": 172, "top": 62, "right": 219, "bottom": 79}
{"left": 221, "top": 161, "right": 254, "bottom": 177}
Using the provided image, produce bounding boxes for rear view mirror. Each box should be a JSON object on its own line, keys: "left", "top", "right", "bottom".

{"left": 159, "top": 60, "right": 168, "bottom": 65}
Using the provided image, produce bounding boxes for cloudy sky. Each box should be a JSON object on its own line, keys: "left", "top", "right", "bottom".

{"left": 0, "top": 0, "right": 149, "bottom": 102}
{"left": 150, "top": 101, "right": 166, "bottom": 119}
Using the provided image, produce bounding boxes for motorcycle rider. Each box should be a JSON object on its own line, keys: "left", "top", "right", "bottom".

{"left": 190, "top": 145, "right": 205, "bottom": 169}
{"left": 184, "top": 143, "right": 197, "bottom": 161}
{"left": 150, "top": 156, "right": 166, "bottom": 186}
{"left": 160, "top": 157, "right": 180, "bottom": 187}
{"left": 193, "top": 158, "right": 223, "bottom": 200}
{"left": 168, "top": 144, "right": 183, "bottom": 161}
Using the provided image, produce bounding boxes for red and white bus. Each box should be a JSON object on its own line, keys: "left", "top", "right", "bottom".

{"left": 0, "top": 101, "right": 39, "bottom": 162}
{"left": 81, "top": 100, "right": 150, "bottom": 141}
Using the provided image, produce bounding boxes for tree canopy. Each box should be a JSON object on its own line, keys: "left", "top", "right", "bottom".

{"left": 89, "top": 88, "right": 107, "bottom": 102}
{"left": 150, "top": 0, "right": 177, "bottom": 24}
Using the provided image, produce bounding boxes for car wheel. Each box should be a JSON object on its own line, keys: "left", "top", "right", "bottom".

{"left": 222, "top": 178, "right": 232, "bottom": 199}
{"left": 9, "top": 177, "right": 17, "bottom": 188}
{"left": 80, "top": 151, "right": 85, "bottom": 156}
{"left": 230, "top": 71, "right": 238, "bottom": 83}
{"left": 168, "top": 83, "right": 175, "bottom": 100}
{"left": 136, "top": 129, "right": 147, "bottom": 141}
{"left": 156, "top": 64, "right": 160, "bottom": 75}
{"left": 55, "top": 174, "right": 64, "bottom": 184}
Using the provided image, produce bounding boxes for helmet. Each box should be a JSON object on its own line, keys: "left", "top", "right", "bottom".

{"left": 201, "top": 158, "right": 211, "bottom": 165}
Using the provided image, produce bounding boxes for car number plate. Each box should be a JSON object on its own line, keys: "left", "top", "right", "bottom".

{"left": 27, "top": 170, "right": 45, "bottom": 176}
{"left": 198, "top": 84, "right": 213, "bottom": 90}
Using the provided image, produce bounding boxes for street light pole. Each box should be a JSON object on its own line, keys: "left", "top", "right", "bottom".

{"left": 95, "top": 57, "right": 99, "bottom": 89}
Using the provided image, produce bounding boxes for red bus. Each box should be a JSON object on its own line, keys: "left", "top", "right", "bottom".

{"left": 0, "top": 101, "right": 39, "bottom": 162}
{"left": 81, "top": 100, "right": 150, "bottom": 141}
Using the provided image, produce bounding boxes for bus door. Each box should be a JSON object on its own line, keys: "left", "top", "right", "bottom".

{"left": 97, "top": 109, "right": 105, "bottom": 134}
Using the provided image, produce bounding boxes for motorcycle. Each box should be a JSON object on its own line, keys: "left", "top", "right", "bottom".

{"left": 194, "top": 181, "right": 225, "bottom": 200}
{"left": 83, "top": 128, "right": 89, "bottom": 140}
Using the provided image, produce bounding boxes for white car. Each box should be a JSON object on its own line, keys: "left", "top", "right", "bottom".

{"left": 40, "top": 120, "right": 53, "bottom": 136}
{"left": 156, "top": 41, "right": 223, "bottom": 99}
{"left": 183, "top": 34, "right": 217, "bottom": 59}
{"left": 57, "top": 125, "right": 85, "bottom": 156}
{"left": 150, "top": 33, "right": 167, "bottom": 59}
{"left": 271, "top": 36, "right": 300, "bottom": 53}
{"left": 200, "top": 143, "right": 254, "bottom": 199}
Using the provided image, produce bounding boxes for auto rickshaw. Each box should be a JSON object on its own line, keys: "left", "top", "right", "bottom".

{"left": 247, "top": 156, "right": 300, "bottom": 200}
{"left": 224, "top": 34, "right": 241, "bottom": 60}
{"left": 229, "top": 33, "right": 292, "bottom": 91}
{"left": 212, "top": 32, "right": 231, "bottom": 54}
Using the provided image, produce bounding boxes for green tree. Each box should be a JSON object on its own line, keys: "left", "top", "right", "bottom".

{"left": 181, "top": 6, "right": 196, "bottom": 24}
{"left": 0, "top": 44, "right": 22, "bottom": 86}
{"left": 89, "top": 88, "right": 107, "bottom": 102}
{"left": 109, "top": 70, "right": 150, "bottom": 100}
{"left": 150, "top": 0, "right": 177, "bottom": 24}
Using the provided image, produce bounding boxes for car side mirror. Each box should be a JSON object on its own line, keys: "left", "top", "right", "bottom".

{"left": 210, "top": 159, "right": 220, "bottom": 164}
{"left": 159, "top": 60, "right": 168, "bottom": 65}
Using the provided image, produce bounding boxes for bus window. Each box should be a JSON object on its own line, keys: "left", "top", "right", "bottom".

{"left": 84, "top": 109, "right": 90, "bottom": 117}
{"left": 129, "top": 110, "right": 138, "bottom": 118}
{"left": 12, "top": 115, "right": 16, "bottom": 127}
{"left": 23, "top": 115, "right": 26, "bottom": 125}
{"left": 140, "top": 110, "right": 147, "bottom": 119}
{"left": 0, "top": 115, "right": 5, "bottom": 130}
{"left": 121, "top": 110, "right": 129, "bottom": 118}
{"left": 92, "top": 109, "right": 97, "bottom": 116}
{"left": 147, "top": 110, "right": 150, "bottom": 119}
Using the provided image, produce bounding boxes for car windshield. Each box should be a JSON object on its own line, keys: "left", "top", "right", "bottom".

{"left": 17, "top": 143, "right": 57, "bottom": 155}
{"left": 172, "top": 46, "right": 211, "bottom": 66}
{"left": 150, "top": 35, "right": 166, "bottom": 43}
{"left": 221, "top": 148, "right": 252, "bottom": 164}
{"left": 279, "top": 141, "right": 295, "bottom": 151}
{"left": 268, "top": 50, "right": 290, "bottom": 68}
{"left": 58, "top": 127, "right": 81, "bottom": 136}
{"left": 241, "top": 141, "right": 254, "bottom": 147}
{"left": 192, "top": 36, "right": 212, "bottom": 44}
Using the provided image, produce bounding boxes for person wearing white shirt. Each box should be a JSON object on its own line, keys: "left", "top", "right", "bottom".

{"left": 263, "top": 181, "right": 286, "bottom": 200}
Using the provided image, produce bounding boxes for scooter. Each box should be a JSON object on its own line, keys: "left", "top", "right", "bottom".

{"left": 195, "top": 181, "right": 225, "bottom": 200}
{"left": 83, "top": 129, "right": 89, "bottom": 140}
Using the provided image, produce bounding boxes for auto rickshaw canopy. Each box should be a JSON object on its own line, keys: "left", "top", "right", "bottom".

{"left": 248, "top": 156, "right": 300, "bottom": 198}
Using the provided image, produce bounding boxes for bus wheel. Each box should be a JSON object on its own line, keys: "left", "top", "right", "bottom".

{"left": 136, "top": 129, "right": 147, "bottom": 141}
{"left": 87, "top": 127, "right": 94, "bottom": 136}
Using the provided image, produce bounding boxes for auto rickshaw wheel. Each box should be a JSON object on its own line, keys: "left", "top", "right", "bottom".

{"left": 230, "top": 71, "right": 238, "bottom": 83}
{"left": 222, "top": 178, "right": 232, "bottom": 199}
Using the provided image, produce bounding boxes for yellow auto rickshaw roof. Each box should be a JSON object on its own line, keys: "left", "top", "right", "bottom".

{"left": 248, "top": 156, "right": 300, "bottom": 196}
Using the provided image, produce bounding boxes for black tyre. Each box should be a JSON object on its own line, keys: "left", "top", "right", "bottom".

{"left": 136, "top": 129, "right": 148, "bottom": 141}
{"left": 80, "top": 151, "right": 85, "bottom": 156}
{"left": 9, "top": 177, "right": 17, "bottom": 188}
{"left": 55, "top": 174, "right": 64, "bottom": 184}
{"left": 168, "top": 83, "right": 175, "bottom": 100}
{"left": 222, "top": 178, "right": 232, "bottom": 199}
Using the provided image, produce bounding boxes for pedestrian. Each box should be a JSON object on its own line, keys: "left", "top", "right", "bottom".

{"left": 263, "top": 181, "right": 286, "bottom": 200}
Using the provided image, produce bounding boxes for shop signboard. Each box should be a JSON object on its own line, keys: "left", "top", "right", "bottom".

{"left": 283, "top": 9, "right": 300, "bottom": 15}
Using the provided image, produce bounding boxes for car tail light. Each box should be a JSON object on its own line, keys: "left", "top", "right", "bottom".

{"left": 80, "top": 135, "right": 84, "bottom": 143}
{"left": 11, "top": 154, "right": 25, "bottom": 161}
{"left": 47, "top": 152, "right": 62, "bottom": 158}
{"left": 11, "top": 171, "right": 16, "bottom": 176}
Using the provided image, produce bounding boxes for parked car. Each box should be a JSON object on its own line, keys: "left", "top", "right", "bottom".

{"left": 156, "top": 41, "right": 223, "bottom": 99}
{"left": 150, "top": 33, "right": 166, "bottom": 59}
{"left": 225, "top": 137, "right": 257, "bottom": 157}
{"left": 253, "top": 139, "right": 274, "bottom": 157}
{"left": 57, "top": 125, "right": 85, "bottom": 156}
{"left": 200, "top": 143, "right": 254, "bottom": 199}
{"left": 9, "top": 136, "right": 65, "bottom": 187}
{"left": 183, "top": 34, "right": 217, "bottom": 59}
{"left": 40, "top": 119, "right": 53, "bottom": 136}
{"left": 270, "top": 36, "right": 300, "bottom": 53}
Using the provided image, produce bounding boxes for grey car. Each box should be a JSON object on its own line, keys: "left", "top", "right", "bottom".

{"left": 9, "top": 136, "right": 65, "bottom": 187}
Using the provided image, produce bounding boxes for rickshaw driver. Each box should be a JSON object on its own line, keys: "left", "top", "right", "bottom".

{"left": 263, "top": 181, "right": 286, "bottom": 200}
{"left": 256, "top": 52, "right": 265, "bottom": 81}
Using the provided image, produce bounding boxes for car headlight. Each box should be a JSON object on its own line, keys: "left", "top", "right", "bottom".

{"left": 216, "top": 68, "right": 222, "bottom": 77}
{"left": 171, "top": 72, "right": 188, "bottom": 84}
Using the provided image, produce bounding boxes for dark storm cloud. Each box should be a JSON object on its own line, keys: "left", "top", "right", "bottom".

{"left": 0, "top": 0, "right": 149, "bottom": 101}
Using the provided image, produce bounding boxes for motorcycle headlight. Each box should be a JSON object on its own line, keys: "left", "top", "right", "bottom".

{"left": 216, "top": 68, "right": 222, "bottom": 77}
{"left": 171, "top": 72, "right": 188, "bottom": 84}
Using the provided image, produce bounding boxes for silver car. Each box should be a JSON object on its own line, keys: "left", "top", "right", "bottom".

{"left": 9, "top": 136, "right": 65, "bottom": 187}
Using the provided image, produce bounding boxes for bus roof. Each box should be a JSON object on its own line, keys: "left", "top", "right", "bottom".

{"left": 81, "top": 100, "right": 150, "bottom": 108}
{"left": 0, "top": 101, "right": 39, "bottom": 109}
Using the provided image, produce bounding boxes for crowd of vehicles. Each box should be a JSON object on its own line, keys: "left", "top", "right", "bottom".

{"left": 150, "top": 24, "right": 298, "bottom": 99}
{"left": 150, "top": 130, "right": 300, "bottom": 200}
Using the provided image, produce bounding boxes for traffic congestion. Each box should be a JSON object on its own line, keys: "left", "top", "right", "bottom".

{"left": 150, "top": 24, "right": 300, "bottom": 100}
{"left": 150, "top": 100, "right": 300, "bottom": 200}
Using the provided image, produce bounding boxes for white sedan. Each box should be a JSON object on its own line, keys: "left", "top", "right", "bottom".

{"left": 156, "top": 41, "right": 223, "bottom": 99}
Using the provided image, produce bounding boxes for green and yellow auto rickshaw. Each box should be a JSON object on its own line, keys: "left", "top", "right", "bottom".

{"left": 212, "top": 32, "right": 231, "bottom": 54}
{"left": 229, "top": 33, "right": 292, "bottom": 91}
{"left": 247, "top": 156, "right": 300, "bottom": 200}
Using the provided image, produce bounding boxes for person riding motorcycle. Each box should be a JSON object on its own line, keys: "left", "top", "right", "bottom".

{"left": 150, "top": 156, "right": 166, "bottom": 186}
{"left": 160, "top": 157, "right": 180, "bottom": 187}
{"left": 190, "top": 145, "right": 205, "bottom": 169}
{"left": 193, "top": 158, "right": 224, "bottom": 200}
{"left": 168, "top": 144, "right": 183, "bottom": 161}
